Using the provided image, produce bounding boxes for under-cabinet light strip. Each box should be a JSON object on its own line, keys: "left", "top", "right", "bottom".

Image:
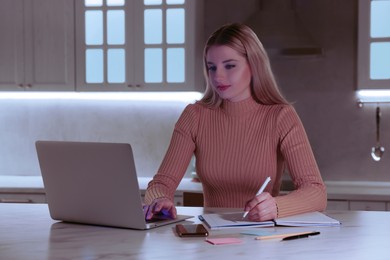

{"left": 357, "top": 90, "right": 390, "bottom": 104}
{"left": 0, "top": 91, "right": 203, "bottom": 102}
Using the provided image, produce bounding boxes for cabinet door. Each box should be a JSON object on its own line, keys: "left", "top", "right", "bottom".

{"left": 326, "top": 200, "right": 349, "bottom": 211}
{"left": 24, "top": 0, "right": 75, "bottom": 91}
{"left": 0, "top": 0, "right": 75, "bottom": 91}
{"left": 76, "top": 0, "right": 201, "bottom": 92}
{"left": 349, "top": 201, "right": 387, "bottom": 211}
{"left": 0, "top": 0, "right": 24, "bottom": 90}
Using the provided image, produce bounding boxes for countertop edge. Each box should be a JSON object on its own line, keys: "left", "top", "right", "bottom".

{"left": 1, "top": 176, "right": 390, "bottom": 201}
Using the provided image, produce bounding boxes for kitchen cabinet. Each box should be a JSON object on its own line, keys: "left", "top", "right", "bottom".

{"left": 327, "top": 200, "right": 390, "bottom": 211}
{"left": 357, "top": 0, "right": 390, "bottom": 91}
{"left": 75, "top": 0, "right": 202, "bottom": 92}
{"left": 3, "top": 176, "right": 390, "bottom": 210}
{"left": 0, "top": 193, "right": 46, "bottom": 204}
{"left": 326, "top": 200, "right": 349, "bottom": 210}
{"left": 349, "top": 201, "right": 387, "bottom": 211}
{"left": 0, "top": 0, "right": 74, "bottom": 91}
{"left": 0, "top": 0, "right": 203, "bottom": 92}
{"left": 0, "top": 176, "right": 195, "bottom": 205}
{"left": 0, "top": 176, "right": 46, "bottom": 203}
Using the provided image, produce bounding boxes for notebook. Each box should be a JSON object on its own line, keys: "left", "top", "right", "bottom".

{"left": 35, "top": 140, "right": 191, "bottom": 230}
{"left": 199, "top": 211, "right": 341, "bottom": 230}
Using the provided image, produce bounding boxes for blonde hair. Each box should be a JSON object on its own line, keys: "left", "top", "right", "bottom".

{"left": 199, "top": 23, "right": 289, "bottom": 107}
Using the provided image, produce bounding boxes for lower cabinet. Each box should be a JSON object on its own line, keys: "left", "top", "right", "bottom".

{"left": 349, "top": 201, "right": 387, "bottom": 211}
{"left": 326, "top": 200, "right": 349, "bottom": 210}
{"left": 139, "top": 192, "right": 183, "bottom": 206}
{"left": 327, "top": 199, "right": 389, "bottom": 211}
{"left": 1, "top": 190, "right": 390, "bottom": 212}
{"left": 0, "top": 193, "right": 46, "bottom": 203}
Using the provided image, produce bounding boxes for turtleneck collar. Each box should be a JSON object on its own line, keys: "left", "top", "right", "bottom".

{"left": 221, "top": 97, "right": 259, "bottom": 117}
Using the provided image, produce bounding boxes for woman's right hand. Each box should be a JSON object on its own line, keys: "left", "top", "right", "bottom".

{"left": 143, "top": 198, "right": 177, "bottom": 220}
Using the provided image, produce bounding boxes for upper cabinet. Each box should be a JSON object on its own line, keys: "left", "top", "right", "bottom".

{"left": 0, "top": 0, "right": 203, "bottom": 92}
{"left": 358, "top": 0, "right": 390, "bottom": 90}
{"left": 0, "top": 0, "right": 75, "bottom": 91}
{"left": 75, "top": 0, "right": 202, "bottom": 92}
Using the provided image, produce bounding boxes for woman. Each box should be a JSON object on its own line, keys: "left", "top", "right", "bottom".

{"left": 144, "top": 23, "right": 327, "bottom": 222}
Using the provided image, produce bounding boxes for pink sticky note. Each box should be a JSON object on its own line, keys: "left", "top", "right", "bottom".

{"left": 206, "top": 238, "right": 242, "bottom": 245}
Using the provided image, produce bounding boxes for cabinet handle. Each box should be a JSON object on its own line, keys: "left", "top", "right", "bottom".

{"left": 26, "top": 84, "right": 32, "bottom": 88}
{"left": 127, "top": 84, "right": 133, "bottom": 88}
{"left": 18, "top": 84, "right": 24, "bottom": 88}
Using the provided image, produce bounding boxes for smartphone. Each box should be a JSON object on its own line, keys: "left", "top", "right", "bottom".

{"left": 176, "top": 224, "right": 209, "bottom": 237}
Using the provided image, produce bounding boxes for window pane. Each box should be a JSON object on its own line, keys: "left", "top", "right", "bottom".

{"left": 85, "top": 0, "right": 102, "bottom": 7}
{"left": 370, "top": 42, "right": 390, "bottom": 79}
{"left": 85, "top": 11, "right": 103, "bottom": 45}
{"left": 371, "top": 1, "right": 390, "bottom": 38}
{"left": 144, "top": 0, "right": 162, "bottom": 5}
{"left": 167, "top": 48, "right": 185, "bottom": 82}
{"left": 167, "top": 0, "right": 185, "bottom": 4}
{"left": 144, "top": 9, "right": 162, "bottom": 44}
{"left": 107, "top": 0, "right": 125, "bottom": 6}
{"left": 107, "top": 49, "right": 125, "bottom": 83}
{"left": 145, "top": 48, "right": 162, "bottom": 83}
{"left": 107, "top": 10, "right": 125, "bottom": 45}
{"left": 86, "top": 49, "right": 104, "bottom": 83}
{"left": 166, "top": 9, "right": 185, "bottom": 44}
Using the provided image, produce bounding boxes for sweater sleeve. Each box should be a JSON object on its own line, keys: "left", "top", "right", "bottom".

{"left": 144, "top": 104, "right": 199, "bottom": 204}
{"left": 274, "top": 106, "right": 327, "bottom": 217}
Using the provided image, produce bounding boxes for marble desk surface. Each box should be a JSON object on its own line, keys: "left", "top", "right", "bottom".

{"left": 1, "top": 203, "right": 390, "bottom": 260}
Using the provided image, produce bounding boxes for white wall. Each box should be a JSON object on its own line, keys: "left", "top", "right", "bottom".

{"left": 0, "top": 98, "right": 190, "bottom": 177}
{"left": 204, "top": 0, "right": 390, "bottom": 181}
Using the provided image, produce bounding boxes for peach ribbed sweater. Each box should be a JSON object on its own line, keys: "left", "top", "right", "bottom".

{"left": 145, "top": 97, "right": 327, "bottom": 218}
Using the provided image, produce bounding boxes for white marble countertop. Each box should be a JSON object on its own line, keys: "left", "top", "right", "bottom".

{"left": 1, "top": 203, "right": 390, "bottom": 260}
{"left": 2, "top": 175, "right": 390, "bottom": 201}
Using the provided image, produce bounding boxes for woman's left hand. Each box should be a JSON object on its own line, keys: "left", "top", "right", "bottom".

{"left": 244, "top": 192, "right": 277, "bottom": 222}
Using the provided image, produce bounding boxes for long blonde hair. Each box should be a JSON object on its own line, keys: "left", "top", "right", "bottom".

{"left": 199, "top": 23, "right": 289, "bottom": 107}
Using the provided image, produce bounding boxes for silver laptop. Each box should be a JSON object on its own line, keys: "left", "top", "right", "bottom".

{"left": 35, "top": 140, "right": 191, "bottom": 230}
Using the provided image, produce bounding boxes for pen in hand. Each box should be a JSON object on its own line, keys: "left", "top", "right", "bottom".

{"left": 242, "top": 176, "right": 271, "bottom": 219}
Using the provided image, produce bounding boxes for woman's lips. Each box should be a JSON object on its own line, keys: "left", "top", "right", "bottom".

{"left": 217, "top": 85, "right": 230, "bottom": 91}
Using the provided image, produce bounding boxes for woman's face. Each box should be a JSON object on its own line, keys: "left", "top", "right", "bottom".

{"left": 206, "top": 45, "right": 252, "bottom": 102}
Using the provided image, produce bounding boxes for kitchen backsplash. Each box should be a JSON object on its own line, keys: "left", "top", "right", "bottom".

{"left": 0, "top": 98, "right": 192, "bottom": 177}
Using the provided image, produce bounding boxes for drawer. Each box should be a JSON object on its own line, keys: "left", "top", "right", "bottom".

{"left": 349, "top": 201, "right": 387, "bottom": 211}
{"left": 173, "top": 195, "right": 183, "bottom": 206}
{"left": 0, "top": 193, "right": 46, "bottom": 203}
{"left": 327, "top": 200, "right": 349, "bottom": 210}
{"left": 140, "top": 193, "right": 183, "bottom": 206}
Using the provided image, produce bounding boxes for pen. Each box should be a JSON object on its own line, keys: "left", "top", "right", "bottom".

{"left": 282, "top": 231, "right": 320, "bottom": 241}
{"left": 255, "top": 231, "right": 319, "bottom": 240}
{"left": 242, "top": 177, "right": 271, "bottom": 219}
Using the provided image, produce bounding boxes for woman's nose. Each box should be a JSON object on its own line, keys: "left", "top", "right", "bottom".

{"left": 213, "top": 68, "right": 225, "bottom": 82}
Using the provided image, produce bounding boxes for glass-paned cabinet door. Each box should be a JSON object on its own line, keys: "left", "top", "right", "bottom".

{"left": 358, "top": 0, "right": 390, "bottom": 89}
{"left": 143, "top": 0, "right": 185, "bottom": 84}
{"left": 76, "top": 0, "right": 198, "bottom": 91}
{"left": 76, "top": 0, "right": 129, "bottom": 90}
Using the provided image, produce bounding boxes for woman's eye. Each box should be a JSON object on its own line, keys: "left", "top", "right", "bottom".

{"left": 208, "top": 66, "right": 216, "bottom": 72}
{"left": 225, "top": 64, "right": 236, "bottom": 69}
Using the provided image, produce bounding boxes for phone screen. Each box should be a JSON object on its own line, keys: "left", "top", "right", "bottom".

{"left": 176, "top": 224, "right": 209, "bottom": 237}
